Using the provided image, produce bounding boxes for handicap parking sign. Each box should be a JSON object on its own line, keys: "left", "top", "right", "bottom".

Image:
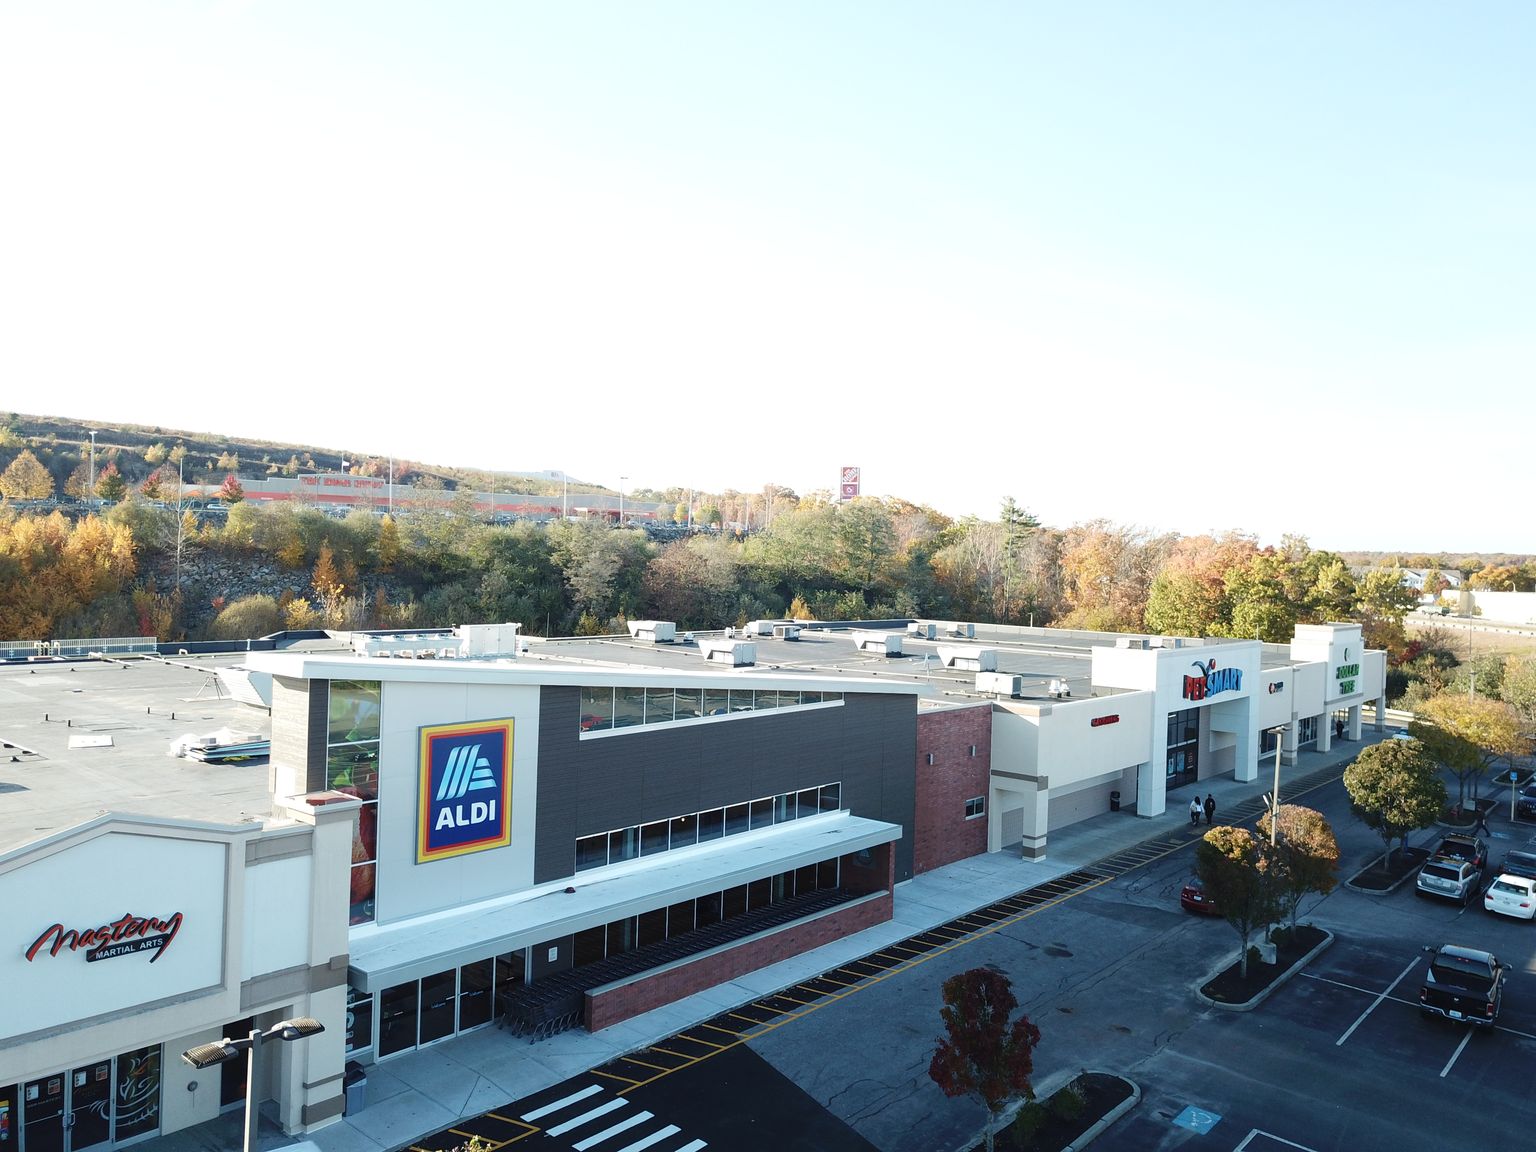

{"left": 1173, "top": 1105, "right": 1222, "bottom": 1134}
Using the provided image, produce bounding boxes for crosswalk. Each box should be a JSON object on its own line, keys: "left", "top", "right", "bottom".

{"left": 522, "top": 1083, "right": 707, "bottom": 1152}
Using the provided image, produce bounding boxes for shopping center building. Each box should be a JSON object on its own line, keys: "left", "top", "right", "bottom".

{"left": 0, "top": 618, "right": 1384, "bottom": 1148}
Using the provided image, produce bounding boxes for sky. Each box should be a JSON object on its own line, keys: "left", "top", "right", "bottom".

{"left": 2, "top": 3, "right": 1532, "bottom": 553}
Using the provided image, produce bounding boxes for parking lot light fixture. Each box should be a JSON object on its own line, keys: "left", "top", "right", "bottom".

{"left": 181, "top": 1016, "right": 324, "bottom": 1152}
{"left": 1268, "top": 726, "right": 1286, "bottom": 847}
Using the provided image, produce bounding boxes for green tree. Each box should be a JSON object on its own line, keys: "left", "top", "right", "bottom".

{"left": 1256, "top": 805, "right": 1339, "bottom": 931}
{"left": 928, "top": 967, "right": 1042, "bottom": 1152}
{"left": 0, "top": 449, "right": 55, "bottom": 499}
{"left": 1411, "top": 694, "right": 1529, "bottom": 811}
{"left": 208, "top": 594, "right": 284, "bottom": 640}
{"left": 1343, "top": 738, "right": 1445, "bottom": 868}
{"left": 1196, "top": 825, "right": 1278, "bottom": 978}
{"left": 95, "top": 463, "right": 127, "bottom": 503}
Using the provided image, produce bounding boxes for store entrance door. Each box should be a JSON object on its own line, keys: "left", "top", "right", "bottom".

{"left": 22, "top": 1060, "right": 113, "bottom": 1152}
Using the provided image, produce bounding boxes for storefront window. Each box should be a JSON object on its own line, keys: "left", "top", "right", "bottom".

{"left": 114, "top": 1047, "right": 161, "bottom": 1142}
{"left": 328, "top": 681, "right": 381, "bottom": 926}
{"left": 346, "top": 986, "right": 375, "bottom": 1055}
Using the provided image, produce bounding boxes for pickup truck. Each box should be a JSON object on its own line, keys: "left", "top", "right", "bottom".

{"left": 1419, "top": 944, "right": 1507, "bottom": 1026}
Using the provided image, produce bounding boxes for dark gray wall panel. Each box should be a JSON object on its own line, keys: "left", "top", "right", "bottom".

{"left": 535, "top": 686, "right": 917, "bottom": 884}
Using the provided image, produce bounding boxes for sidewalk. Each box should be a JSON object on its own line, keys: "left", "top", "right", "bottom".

{"left": 147, "top": 732, "right": 1383, "bottom": 1152}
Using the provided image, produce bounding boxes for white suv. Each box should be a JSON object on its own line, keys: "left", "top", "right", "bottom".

{"left": 1417, "top": 856, "right": 1482, "bottom": 905}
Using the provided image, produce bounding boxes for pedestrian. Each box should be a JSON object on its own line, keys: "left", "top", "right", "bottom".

{"left": 1189, "top": 797, "right": 1203, "bottom": 827}
{"left": 1334, "top": 717, "right": 1345, "bottom": 741}
{"left": 1475, "top": 806, "right": 1491, "bottom": 835}
{"left": 1203, "top": 793, "right": 1216, "bottom": 826}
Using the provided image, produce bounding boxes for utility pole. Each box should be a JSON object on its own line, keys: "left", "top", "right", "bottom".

{"left": 87, "top": 430, "right": 98, "bottom": 509}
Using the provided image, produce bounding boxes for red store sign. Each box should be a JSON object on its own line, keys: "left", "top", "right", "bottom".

{"left": 25, "top": 912, "right": 184, "bottom": 964}
{"left": 1090, "top": 714, "right": 1120, "bottom": 728}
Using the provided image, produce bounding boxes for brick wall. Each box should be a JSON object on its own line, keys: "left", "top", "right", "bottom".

{"left": 913, "top": 704, "right": 993, "bottom": 874}
{"left": 585, "top": 888, "right": 893, "bottom": 1032}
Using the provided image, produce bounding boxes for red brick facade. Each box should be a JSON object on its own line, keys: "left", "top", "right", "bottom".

{"left": 913, "top": 703, "right": 992, "bottom": 874}
{"left": 585, "top": 844, "right": 895, "bottom": 1032}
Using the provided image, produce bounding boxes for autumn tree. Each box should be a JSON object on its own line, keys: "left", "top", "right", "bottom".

{"left": 1256, "top": 805, "right": 1339, "bottom": 931}
{"left": 95, "top": 462, "right": 127, "bottom": 503}
{"left": 1144, "top": 532, "right": 1258, "bottom": 637}
{"left": 64, "top": 459, "right": 94, "bottom": 500}
{"left": 375, "top": 514, "right": 401, "bottom": 571}
{"left": 1343, "top": 738, "right": 1445, "bottom": 868}
{"left": 1196, "top": 826, "right": 1278, "bottom": 978}
{"left": 1411, "top": 694, "right": 1529, "bottom": 811}
{"left": 0, "top": 449, "right": 55, "bottom": 499}
{"left": 209, "top": 594, "right": 284, "bottom": 640}
{"left": 218, "top": 473, "right": 245, "bottom": 504}
{"left": 312, "top": 541, "right": 347, "bottom": 626}
{"left": 928, "top": 967, "right": 1042, "bottom": 1152}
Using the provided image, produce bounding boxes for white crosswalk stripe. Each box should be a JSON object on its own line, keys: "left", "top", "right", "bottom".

{"left": 522, "top": 1083, "right": 707, "bottom": 1151}
{"left": 573, "top": 1110, "right": 654, "bottom": 1150}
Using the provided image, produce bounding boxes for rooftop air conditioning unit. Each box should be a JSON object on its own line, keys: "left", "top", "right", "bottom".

{"left": 976, "top": 672, "right": 1024, "bottom": 698}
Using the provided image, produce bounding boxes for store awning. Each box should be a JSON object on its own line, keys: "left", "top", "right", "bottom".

{"left": 347, "top": 811, "right": 900, "bottom": 992}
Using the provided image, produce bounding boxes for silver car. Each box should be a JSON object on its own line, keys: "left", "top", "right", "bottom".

{"left": 1417, "top": 856, "right": 1481, "bottom": 905}
{"left": 1484, "top": 874, "right": 1536, "bottom": 920}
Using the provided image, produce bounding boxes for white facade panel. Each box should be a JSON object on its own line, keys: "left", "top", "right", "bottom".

{"left": 1037, "top": 696, "right": 1152, "bottom": 791}
{"left": 243, "top": 854, "right": 313, "bottom": 978}
{"left": 1, "top": 833, "right": 228, "bottom": 1041}
{"left": 372, "top": 680, "right": 541, "bottom": 924}
{"left": 1254, "top": 667, "right": 1294, "bottom": 729}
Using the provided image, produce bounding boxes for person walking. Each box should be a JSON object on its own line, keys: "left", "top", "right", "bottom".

{"left": 1189, "top": 797, "right": 1203, "bottom": 827}
{"left": 1203, "top": 793, "right": 1216, "bottom": 826}
{"left": 1474, "top": 806, "right": 1491, "bottom": 835}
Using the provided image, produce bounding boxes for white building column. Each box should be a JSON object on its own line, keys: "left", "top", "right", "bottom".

{"left": 1281, "top": 720, "right": 1299, "bottom": 767}
{"left": 1135, "top": 759, "right": 1164, "bottom": 817}
{"left": 1317, "top": 710, "right": 1333, "bottom": 754}
{"left": 1347, "top": 704, "right": 1363, "bottom": 740}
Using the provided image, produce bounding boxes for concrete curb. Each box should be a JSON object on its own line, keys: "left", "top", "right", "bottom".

{"left": 1196, "top": 927, "right": 1334, "bottom": 1012}
{"left": 1062, "top": 1074, "right": 1140, "bottom": 1152}
{"left": 1343, "top": 848, "right": 1428, "bottom": 895}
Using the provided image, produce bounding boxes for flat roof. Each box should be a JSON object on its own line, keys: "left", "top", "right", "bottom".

{"left": 0, "top": 654, "right": 276, "bottom": 855}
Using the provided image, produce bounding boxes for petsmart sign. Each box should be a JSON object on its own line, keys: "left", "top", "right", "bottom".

{"left": 417, "top": 719, "right": 513, "bottom": 863}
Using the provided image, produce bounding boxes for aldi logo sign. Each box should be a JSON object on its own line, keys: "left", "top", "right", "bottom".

{"left": 417, "top": 719, "right": 513, "bottom": 863}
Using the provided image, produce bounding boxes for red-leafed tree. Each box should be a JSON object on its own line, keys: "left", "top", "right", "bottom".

{"left": 218, "top": 472, "right": 245, "bottom": 504}
{"left": 929, "top": 967, "right": 1042, "bottom": 1152}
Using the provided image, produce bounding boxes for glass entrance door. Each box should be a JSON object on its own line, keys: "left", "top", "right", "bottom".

{"left": 21, "top": 1061, "right": 112, "bottom": 1152}
{"left": 22, "top": 1075, "right": 64, "bottom": 1152}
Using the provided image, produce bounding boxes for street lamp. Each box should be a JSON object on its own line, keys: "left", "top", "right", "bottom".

{"left": 87, "top": 430, "right": 98, "bottom": 509}
{"left": 561, "top": 470, "right": 569, "bottom": 521}
{"left": 182, "top": 1017, "right": 324, "bottom": 1152}
{"left": 619, "top": 475, "right": 627, "bottom": 525}
{"left": 1262, "top": 725, "right": 1286, "bottom": 847}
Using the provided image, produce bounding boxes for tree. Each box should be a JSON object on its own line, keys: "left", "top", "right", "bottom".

{"left": 208, "top": 594, "right": 284, "bottom": 640}
{"left": 1196, "top": 826, "right": 1278, "bottom": 978}
{"left": 312, "top": 541, "right": 347, "bottom": 626}
{"left": 1256, "top": 805, "right": 1339, "bottom": 931}
{"left": 1343, "top": 739, "right": 1445, "bottom": 868}
{"left": 1411, "top": 694, "right": 1529, "bottom": 811}
{"left": 144, "top": 442, "right": 168, "bottom": 465}
{"left": 218, "top": 473, "right": 246, "bottom": 504}
{"left": 64, "top": 459, "right": 93, "bottom": 500}
{"left": 0, "top": 449, "right": 55, "bottom": 499}
{"left": 95, "top": 463, "right": 127, "bottom": 503}
{"left": 375, "top": 514, "right": 401, "bottom": 571}
{"left": 928, "top": 967, "right": 1041, "bottom": 1152}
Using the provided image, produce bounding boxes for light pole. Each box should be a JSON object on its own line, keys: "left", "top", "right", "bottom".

{"left": 561, "top": 470, "right": 568, "bottom": 520}
{"left": 87, "top": 430, "right": 97, "bottom": 509}
{"left": 182, "top": 1017, "right": 324, "bottom": 1152}
{"left": 1264, "top": 725, "right": 1286, "bottom": 847}
{"left": 619, "top": 476, "right": 627, "bottom": 525}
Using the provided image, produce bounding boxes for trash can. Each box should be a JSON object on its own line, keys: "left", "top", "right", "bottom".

{"left": 1109, "top": 791, "right": 1121, "bottom": 812}
{"left": 343, "top": 1061, "right": 367, "bottom": 1116}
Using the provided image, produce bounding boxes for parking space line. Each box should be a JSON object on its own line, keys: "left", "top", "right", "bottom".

{"left": 1439, "top": 1029, "right": 1474, "bottom": 1078}
{"left": 1235, "top": 1129, "right": 1319, "bottom": 1151}
{"left": 1335, "top": 956, "right": 1421, "bottom": 1046}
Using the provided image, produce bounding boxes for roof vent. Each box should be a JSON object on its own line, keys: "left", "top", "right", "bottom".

{"left": 627, "top": 620, "right": 677, "bottom": 643}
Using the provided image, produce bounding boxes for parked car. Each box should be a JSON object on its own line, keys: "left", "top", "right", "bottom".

{"left": 1433, "top": 834, "right": 1488, "bottom": 871}
{"left": 1416, "top": 856, "right": 1483, "bottom": 905}
{"left": 1419, "top": 944, "right": 1507, "bottom": 1025}
{"left": 1496, "top": 849, "right": 1536, "bottom": 881}
{"left": 1484, "top": 874, "right": 1536, "bottom": 920}
{"left": 1516, "top": 784, "right": 1536, "bottom": 820}
{"left": 1180, "top": 879, "right": 1220, "bottom": 916}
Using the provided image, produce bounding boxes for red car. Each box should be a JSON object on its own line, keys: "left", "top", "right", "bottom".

{"left": 1181, "top": 880, "right": 1220, "bottom": 916}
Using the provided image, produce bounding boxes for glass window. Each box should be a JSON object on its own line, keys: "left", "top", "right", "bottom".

{"left": 724, "top": 803, "right": 750, "bottom": 837}
{"left": 495, "top": 951, "right": 525, "bottom": 998}
{"left": 574, "top": 926, "right": 607, "bottom": 967}
{"left": 113, "top": 1047, "right": 162, "bottom": 1143}
{"left": 723, "top": 885, "right": 749, "bottom": 919}
{"left": 825, "top": 692, "right": 843, "bottom": 704}
{"left": 419, "top": 969, "right": 457, "bottom": 1045}
{"left": 580, "top": 686, "right": 613, "bottom": 733}
{"left": 607, "top": 917, "right": 636, "bottom": 956}
{"left": 575, "top": 834, "right": 609, "bottom": 872}
{"left": 820, "top": 782, "right": 842, "bottom": 813}
{"left": 773, "top": 793, "right": 792, "bottom": 823}
{"left": 667, "top": 900, "right": 695, "bottom": 937}
{"left": 640, "top": 821, "right": 669, "bottom": 856}
{"left": 796, "top": 789, "right": 818, "bottom": 820}
{"left": 609, "top": 827, "right": 639, "bottom": 864}
{"left": 750, "top": 798, "right": 774, "bottom": 829}
{"left": 801, "top": 690, "right": 823, "bottom": 705}
{"left": 772, "top": 871, "right": 790, "bottom": 902}
{"left": 817, "top": 858, "right": 838, "bottom": 888}
{"left": 637, "top": 908, "right": 666, "bottom": 947}
{"left": 669, "top": 814, "right": 697, "bottom": 849}
{"left": 755, "top": 689, "right": 781, "bottom": 710}
{"left": 326, "top": 746, "right": 379, "bottom": 797}
{"left": 379, "top": 982, "right": 419, "bottom": 1058}
{"left": 696, "top": 892, "right": 723, "bottom": 928}
{"left": 674, "top": 688, "right": 704, "bottom": 720}
{"left": 966, "top": 796, "right": 985, "bottom": 818}
{"left": 747, "top": 877, "right": 772, "bottom": 908}
{"left": 346, "top": 986, "right": 375, "bottom": 1053}
{"left": 644, "top": 687, "right": 674, "bottom": 725}
{"left": 728, "top": 689, "right": 754, "bottom": 713}
{"left": 698, "top": 808, "right": 724, "bottom": 842}
{"left": 614, "top": 685, "right": 645, "bottom": 728}
{"left": 795, "top": 864, "right": 818, "bottom": 894}
{"left": 328, "top": 681, "right": 381, "bottom": 744}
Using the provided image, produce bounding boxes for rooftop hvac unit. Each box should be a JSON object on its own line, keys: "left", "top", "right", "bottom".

{"left": 947, "top": 622, "right": 977, "bottom": 638}
{"left": 772, "top": 624, "right": 802, "bottom": 640}
{"left": 698, "top": 638, "right": 756, "bottom": 666}
{"left": 855, "top": 633, "right": 903, "bottom": 656}
{"left": 907, "top": 622, "right": 937, "bottom": 639}
{"left": 627, "top": 620, "right": 677, "bottom": 643}
{"left": 1115, "top": 636, "right": 1149, "bottom": 650}
{"left": 976, "top": 671, "right": 1024, "bottom": 698}
{"left": 938, "top": 646, "right": 997, "bottom": 672}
